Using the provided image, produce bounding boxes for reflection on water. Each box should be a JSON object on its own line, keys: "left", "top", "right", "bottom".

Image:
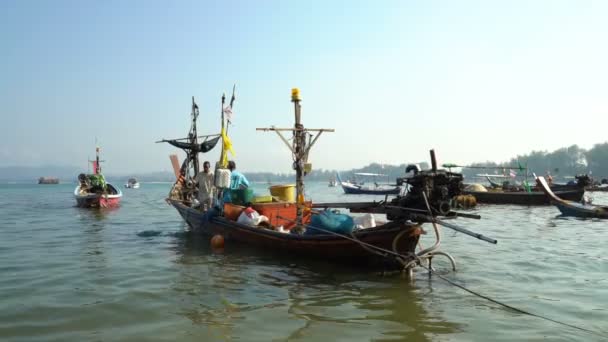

{"left": 76, "top": 206, "right": 120, "bottom": 221}
{"left": 168, "top": 232, "right": 460, "bottom": 341}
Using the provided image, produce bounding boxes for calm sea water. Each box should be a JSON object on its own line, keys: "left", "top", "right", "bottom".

{"left": 1, "top": 182, "right": 607, "bottom": 341}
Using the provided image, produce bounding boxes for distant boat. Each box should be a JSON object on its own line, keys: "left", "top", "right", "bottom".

{"left": 328, "top": 176, "right": 337, "bottom": 187}
{"left": 124, "top": 177, "right": 140, "bottom": 189}
{"left": 74, "top": 146, "right": 122, "bottom": 208}
{"left": 336, "top": 172, "right": 401, "bottom": 195}
{"left": 537, "top": 176, "right": 608, "bottom": 218}
{"left": 38, "top": 177, "right": 59, "bottom": 184}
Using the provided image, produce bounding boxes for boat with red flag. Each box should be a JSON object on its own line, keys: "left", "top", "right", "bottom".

{"left": 74, "top": 146, "right": 122, "bottom": 208}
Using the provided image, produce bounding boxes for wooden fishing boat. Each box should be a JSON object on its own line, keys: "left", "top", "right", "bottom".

{"left": 337, "top": 173, "right": 401, "bottom": 195}
{"left": 74, "top": 146, "right": 122, "bottom": 208}
{"left": 463, "top": 187, "right": 584, "bottom": 205}
{"left": 169, "top": 199, "right": 422, "bottom": 268}
{"left": 537, "top": 176, "right": 608, "bottom": 218}
{"left": 161, "top": 89, "right": 493, "bottom": 273}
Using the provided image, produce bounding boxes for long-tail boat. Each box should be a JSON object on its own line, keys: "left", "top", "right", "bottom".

{"left": 463, "top": 187, "right": 585, "bottom": 205}
{"left": 537, "top": 176, "right": 608, "bottom": 218}
{"left": 160, "top": 88, "right": 495, "bottom": 273}
{"left": 336, "top": 172, "right": 401, "bottom": 195}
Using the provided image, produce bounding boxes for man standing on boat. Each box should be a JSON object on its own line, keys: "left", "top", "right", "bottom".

{"left": 229, "top": 160, "right": 249, "bottom": 189}
{"left": 196, "top": 161, "right": 215, "bottom": 210}
{"left": 223, "top": 160, "right": 250, "bottom": 203}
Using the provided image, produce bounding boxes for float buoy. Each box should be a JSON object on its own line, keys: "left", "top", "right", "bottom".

{"left": 211, "top": 234, "right": 225, "bottom": 249}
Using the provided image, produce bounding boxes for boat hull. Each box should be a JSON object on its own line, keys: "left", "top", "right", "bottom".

{"left": 169, "top": 200, "right": 421, "bottom": 269}
{"left": 464, "top": 188, "right": 584, "bottom": 205}
{"left": 554, "top": 202, "right": 608, "bottom": 218}
{"left": 536, "top": 177, "right": 608, "bottom": 218}
{"left": 74, "top": 184, "right": 122, "bottom": 208}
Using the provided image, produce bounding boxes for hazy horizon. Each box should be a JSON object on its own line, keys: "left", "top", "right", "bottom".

{"left": 2, "top": 1, "right": 607, "bottom": 174}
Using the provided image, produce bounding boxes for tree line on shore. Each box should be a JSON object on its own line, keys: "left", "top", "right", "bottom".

{"left": 248, "top": 142, "right": 608, "bottom": 183}
{"left": 5, "top": 142, "right": 606, "bottom": 183}
{"left": 459, "top": 143, "right": 608, "bottom": 181}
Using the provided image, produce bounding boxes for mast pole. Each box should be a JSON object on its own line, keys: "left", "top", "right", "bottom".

{"left": 256, "top": 88, "right": 333, "bottom": 234}
{"left": 292, "top": 88, "right": 304, "bottom": 230}
{"left": 96, "top": 146, "right": 101, "bottom": 174}
{"left": 192, "top": 96, "right": 199, "bottom": 177}
{"left": 220, "top": 93, "right": 226, "bottom": 167}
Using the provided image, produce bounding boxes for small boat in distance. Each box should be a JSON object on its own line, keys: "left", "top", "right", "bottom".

{"left": 328, "top": 176, "right": 337, "bottom": 187}
{"left": 74, "top": 146, "right": 122, "bottom": 208}
{"left": 537, "top": 176, "right": 608, "bottom": 218}
{"left": 38, "top": 177, "right": 59, "bottom": 184}
{"left": 336, "top": 172, "right": 401, "bottom": 195}
{"left": 124, "top": 177, "right": 140, "bottom": 189}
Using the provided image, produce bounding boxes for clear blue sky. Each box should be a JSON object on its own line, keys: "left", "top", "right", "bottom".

{"left": 1, "top": 0, "right": 607, "bottom": 174}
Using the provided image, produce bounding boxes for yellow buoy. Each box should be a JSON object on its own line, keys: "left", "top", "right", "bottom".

{"left": 211, "top": 234, "right": 225, "bottom": 249}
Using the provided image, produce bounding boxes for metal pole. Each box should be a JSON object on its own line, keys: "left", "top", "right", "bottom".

{"left": 292, "top": 88, "right": 304, "bottom": 230}
{"left": 430, "top": 149, "right": 437, "bottom": 172}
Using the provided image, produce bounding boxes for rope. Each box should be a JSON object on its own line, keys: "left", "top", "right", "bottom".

{"left": 418, "top": 263, "right": 606, "bottom": 338}
{"left": 279, "top": 215, "right": 604, "bottom": 337}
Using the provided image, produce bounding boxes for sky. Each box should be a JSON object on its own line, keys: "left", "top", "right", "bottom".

{"left": 1, "top": 0, "right": 607, "bottom": 174}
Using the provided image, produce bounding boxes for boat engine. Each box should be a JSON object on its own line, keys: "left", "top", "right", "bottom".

{"left": 388, "top": 162, "right": 464, "bottom": 222}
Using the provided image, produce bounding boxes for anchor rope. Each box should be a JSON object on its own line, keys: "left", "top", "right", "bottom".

{"left": 275, "top": 214, "right": 605, "bottom": 338}
{"left": 417, "top": 263, "right": 606, "bottom": 338}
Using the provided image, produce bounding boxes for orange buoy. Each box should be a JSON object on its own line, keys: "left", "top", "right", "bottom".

{"left": 211, "top": 234, "right": 225, "bottom": 249}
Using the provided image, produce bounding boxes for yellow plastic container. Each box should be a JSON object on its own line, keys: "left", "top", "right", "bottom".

{"left": 269, "top": 184, "right": 296, "bottom": 202}
{"left": 252, "top": 195, "right": 273, "bottom": 203}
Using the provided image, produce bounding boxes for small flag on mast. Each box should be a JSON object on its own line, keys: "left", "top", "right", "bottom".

{"left": 223, "top": 105, "right": 233, "bottom": 123}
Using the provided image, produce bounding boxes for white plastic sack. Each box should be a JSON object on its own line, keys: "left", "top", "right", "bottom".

{"left": 237, "top": 207, "right": 269, "bottom": 226}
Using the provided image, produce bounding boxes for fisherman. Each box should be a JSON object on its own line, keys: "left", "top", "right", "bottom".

{"left": 223, "top": 160, "right": 250, "bottom": 203}
{"left": 196, "top": 161, "right": 215, "bottom": 210}
{"left": 228, "top": 160, "right": 249, "bottom": 190}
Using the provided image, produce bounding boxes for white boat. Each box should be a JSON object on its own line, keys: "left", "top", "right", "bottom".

{"left": 124, "top": 177, "right": 140, "bottom": 189}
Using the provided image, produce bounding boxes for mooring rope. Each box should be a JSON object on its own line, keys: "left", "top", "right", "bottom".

{"left": 275, "top": 214, "right": 605, "bottom": 337}
{"left": 417, "top": 263, "right": 606, "bottom": 338}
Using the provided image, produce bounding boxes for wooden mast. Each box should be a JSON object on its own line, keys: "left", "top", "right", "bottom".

{"left": 292, "top": 88, "right": 305, "bottom": 229}
{"left": 220, "top": 93, "right": 226, "bottom": 167}
{"left": 191, "top": 96, "right": 199, "bottom": 177}
{"left": 256, "top": 88, "right": 334, "bottom": 232}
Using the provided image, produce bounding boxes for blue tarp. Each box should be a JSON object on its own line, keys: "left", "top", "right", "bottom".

{"left": 304, "top": 210, "right": 354, "bottom": 236}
